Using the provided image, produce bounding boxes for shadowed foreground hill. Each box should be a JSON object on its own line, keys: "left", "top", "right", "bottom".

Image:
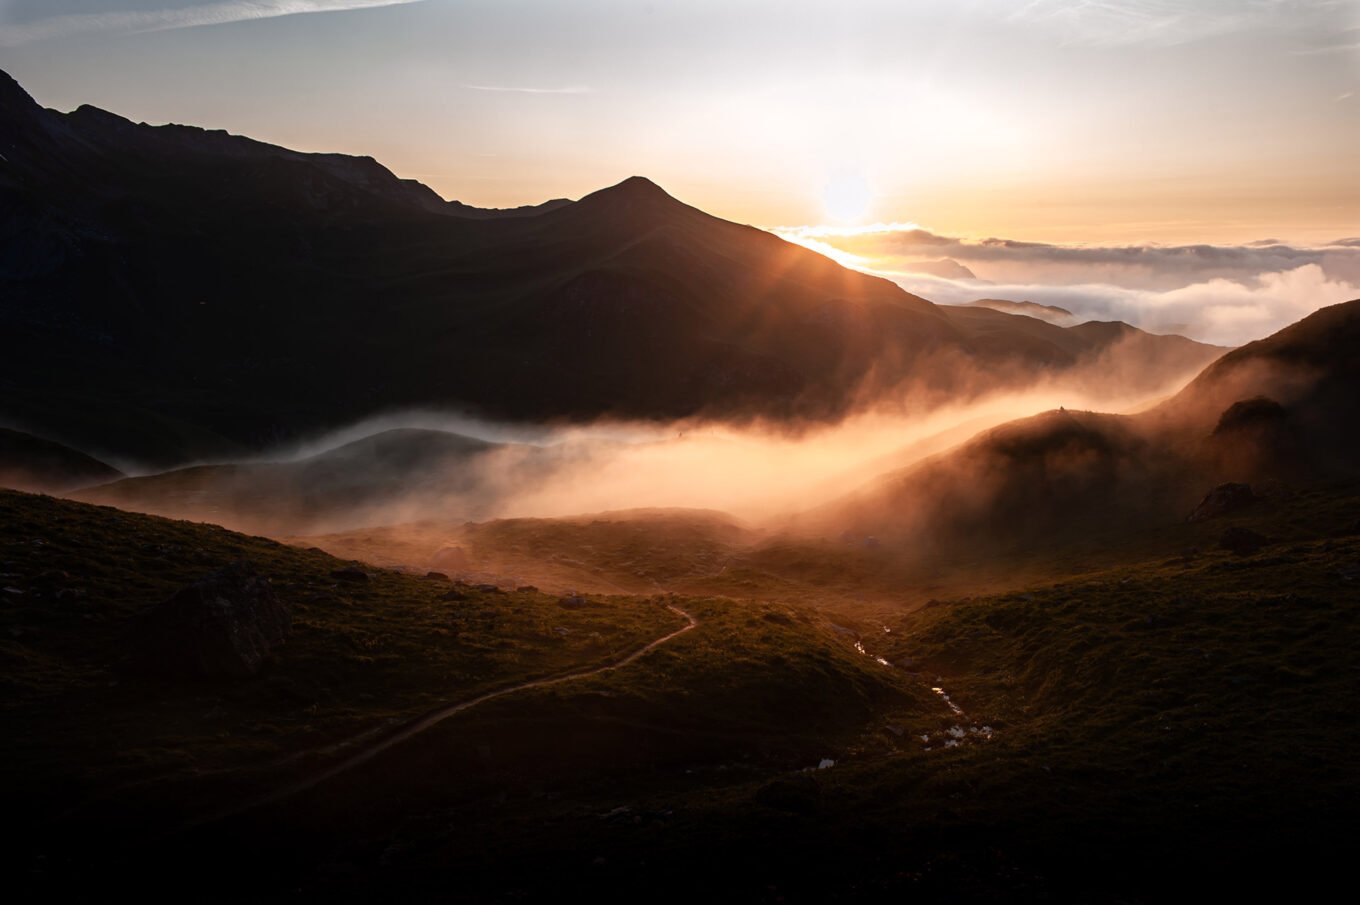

{"left": 1, "top": 69, "right": 1219, "bottom": 466}
{"left": 1, "top": 489, "right": 935, "bottom": 900}
{"left": 6, "top": 483, "right": 1357, "bottom": 901}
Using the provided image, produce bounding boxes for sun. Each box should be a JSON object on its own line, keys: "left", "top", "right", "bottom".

{"left": 822, "top": 170, "right": 872, "bottom": 223}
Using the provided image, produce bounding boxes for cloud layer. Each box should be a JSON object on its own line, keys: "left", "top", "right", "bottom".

{"left": 774, "top": 224, "right": 1360, "bottom": 346}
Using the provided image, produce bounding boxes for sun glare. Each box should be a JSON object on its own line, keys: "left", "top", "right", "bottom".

{"left": 822, "top": 170, "right": 872, "bottom": 222}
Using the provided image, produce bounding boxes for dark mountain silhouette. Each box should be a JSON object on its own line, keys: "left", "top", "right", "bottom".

{"left": 1, "top": 70, "right": 1219, "bottom": 466}
{"left": 903, "top": 258, "right": 977, "bottom": 279}
{"left": 0, "top": 427, "right": 124, "bottom": 492}
{"left": 938, "top": 306, "right": 1220, "bottom": 372}
{"left": 819, "top": 299, "right": 1360, "bottom": 551}
{"left": 955, "top": 298, "right": 1075, "bottom": 323}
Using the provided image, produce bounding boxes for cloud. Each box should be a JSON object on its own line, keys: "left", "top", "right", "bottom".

{"left": 465, "top": 84, "right": 592, "bottom": 95}
{"left": 1005, "top": 0, "right": 1349, "bottom": 48}
{"left": 779, "top": 224, "right": 1360, "bottom": 292}
{"left": 770, "top": 222, "right": 1360, "bottom": 345}
{"left": 883, "top": 264, "right": 1360, "bottom": 347}
{"left": 0, "top": 0, "right": 426, "bottom": 46}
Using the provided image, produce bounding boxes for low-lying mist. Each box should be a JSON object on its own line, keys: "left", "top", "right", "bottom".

{"left": 71, "top": 357, "right": 1209, "bottom": 542}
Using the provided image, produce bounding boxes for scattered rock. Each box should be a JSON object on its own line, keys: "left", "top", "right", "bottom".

{"left": 125, "top": 563, "right": 291, "bottom": 679}
{"left": 441, "top": 589, "right": 469, "bottom": 602}
{"left": 1220, "top": 526, "right": 1270, "bottom": 556}
{"left": 330, "top": 567, "right": 369, "bottom": 583}
{"left": 1187, "top": 483, "right": 1257, "bottom": 522}
{"left": 473, "top": 583, "right": 502, "bottom": 593}
{"left": 424, "top": 571, "right": 450, "bottom": 581}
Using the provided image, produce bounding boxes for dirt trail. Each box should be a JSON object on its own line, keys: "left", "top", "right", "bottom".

{"left": 191, "top": 604, "right": 697, "bottom": 827}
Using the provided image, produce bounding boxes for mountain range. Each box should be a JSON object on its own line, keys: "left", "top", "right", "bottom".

{"left": 1, "top": 69, "right": 1220, "bottom": 467}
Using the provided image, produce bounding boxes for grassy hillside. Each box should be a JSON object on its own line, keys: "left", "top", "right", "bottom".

{"left": 0, "top": 490, "right": 684, "bottom": 819}
{"left": 1, "top": 490, "right": 934, "bottom": 898}
{"left": 283, "top": 482, "right": 1359, "bottom": 903}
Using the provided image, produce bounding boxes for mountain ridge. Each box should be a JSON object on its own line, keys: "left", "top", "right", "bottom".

{"left": 1, "top": 69, "right": 1222, "bottom": 466}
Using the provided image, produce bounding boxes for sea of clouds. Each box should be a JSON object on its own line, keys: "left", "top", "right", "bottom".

{"left": 774, "top": 225, "right": 1360, "bottom": 346}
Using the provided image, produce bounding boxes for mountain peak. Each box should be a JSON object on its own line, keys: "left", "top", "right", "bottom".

{"left": 585, "top": 175, "right": 676, "bottom": 203}
{"left": 611, "top": 175, "right": 669, "bottom": 195}
{"left": 0, "top": 68, "right": 42, "bottom": 121}
{"left": 570, "top": 175, "right": 690, "bottom": 220}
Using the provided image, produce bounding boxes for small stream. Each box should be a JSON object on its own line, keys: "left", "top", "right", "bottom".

{"left": 847, "top": 627, "right": 995, "bottom": 751}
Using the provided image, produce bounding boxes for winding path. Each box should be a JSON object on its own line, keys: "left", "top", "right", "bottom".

{"left": 191, "top": 604, "right": 697, "bottom": 827}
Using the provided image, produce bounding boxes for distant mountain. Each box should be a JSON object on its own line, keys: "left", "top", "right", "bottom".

{"left": 936, "top": 306, "right": 1221, "bottom": 374}
{"left": 0, "top": 427, "right": 123, "bottom": 492}
{"left": 1, "top": 70, "right": 1221, "bottom": 466}
{"left": 818, "top": 299, "right": 1360, "bottom": 552}
{"left": 902, "top": 258, "right": 977, "bottom": 279}
{"left": 954, "top": 298, "right": 1076, "bottom": 324}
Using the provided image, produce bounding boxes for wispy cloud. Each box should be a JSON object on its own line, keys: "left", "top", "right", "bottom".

{"left": 0, "top": 0, "right": 426, "bottom": 47}
{"left": 465, "top": 84, "right": 592, "bottom": 95}
{"left": 1006, "top": 0, "right": 1349, "bottom": 48}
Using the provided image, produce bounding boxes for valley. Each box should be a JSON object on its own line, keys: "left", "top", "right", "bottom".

{"left": 1, "top": 59, "right": 1357, "bottom": 903}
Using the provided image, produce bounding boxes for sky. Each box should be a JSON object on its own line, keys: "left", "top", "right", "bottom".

{"left": 2, "top": 1, "right": 1356, "bottom": 241}
{"left": 2, "top": 0, "right": 1357, "bottom": 343}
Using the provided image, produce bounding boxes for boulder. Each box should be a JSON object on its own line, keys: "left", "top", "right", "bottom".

{"left": 126, "top": 564, "right": 290, "bottom": 678}
{"left": 1187, "top": 483, "right": 1256, "bottom": 522}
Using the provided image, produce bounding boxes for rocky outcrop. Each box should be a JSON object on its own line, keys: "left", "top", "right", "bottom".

{"left": 1188, "top": 483, "right": 1257, "bottom": 522}
{"left": 125, "top": 564, "right": 291, "bottom": 679}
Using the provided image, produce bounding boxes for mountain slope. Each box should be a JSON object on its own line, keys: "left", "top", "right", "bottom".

{"left": 818, "top": 299, "right": 1360, "bottom": 555}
